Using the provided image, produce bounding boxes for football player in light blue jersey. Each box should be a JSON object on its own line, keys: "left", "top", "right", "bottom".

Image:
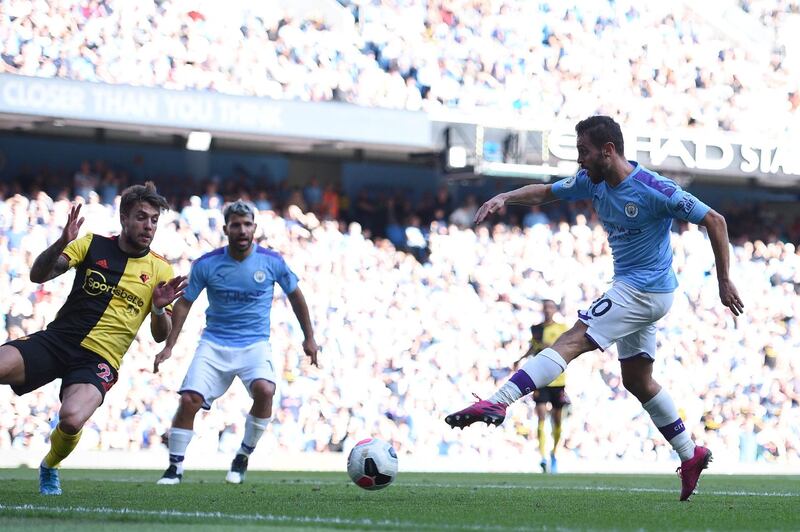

{"left": 153, "top": 200, "right": 318, "bottom": 485}
{"left": 446, "top": 116, "right": 744, "bottom": 501}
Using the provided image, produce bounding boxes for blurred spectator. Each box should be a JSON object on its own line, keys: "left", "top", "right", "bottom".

{"left": 73, "top": 161, "right": 98, "bottom": 201}
{"left": 320, "top": 183, "right": 340, "bottom": 221}
{"left": 303, "top": 178, "right": 323, "bottom": 214}
{"left": 201, "top": 181, "right": 223, "bottom": 209}
{"left": 448, "top": 194, "right": 479, "bottom": 228}
{"left": 254, "top": 190, "right": 273, "bottom": 212}
{"left": 180, "top": 196, "right": 207, "bottom": 235}
{"left": 523, "top": 206, "right": 550, "bottom": 228}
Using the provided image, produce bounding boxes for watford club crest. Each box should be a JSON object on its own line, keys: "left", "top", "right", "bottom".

{"left": 140, "top": 273, "right": 150, "bottom": 284}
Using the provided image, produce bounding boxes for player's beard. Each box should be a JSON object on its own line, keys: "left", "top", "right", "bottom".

{"left": 586, "top": 163, "right": 606, "bottom": 184}
{"left": 122, "top": 230, "right": 151, "bottom": 253}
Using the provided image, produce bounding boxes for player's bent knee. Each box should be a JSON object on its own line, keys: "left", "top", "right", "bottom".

{"left": 621, "top": 376, "right": 651, "bottom": 401}
{"left": 251, "top": 379, "right": 276, "bottom": 400}
{"left": 58, "top": 409, "right": 89, "bottom": 434}
{"left": 178, "top": 391, "right": 204, "bottom": 411}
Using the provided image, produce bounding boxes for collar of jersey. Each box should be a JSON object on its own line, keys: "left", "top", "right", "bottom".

{"left": 112, "top": 235, "right": 150, "bottom": 258}
{"left": 225, "top": 244, "right": 256, "bottom": 262}
{"left": 607, "top": 161, "right": 641, "bottom": 190}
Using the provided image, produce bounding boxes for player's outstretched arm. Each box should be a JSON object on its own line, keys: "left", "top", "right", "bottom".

{"left": 473, "top": 184, "right": 556, "bottom": 224}
{"left": 30, "top": 204, "right": 83, "bottom": 283}
{"left": 699, "top": 209, "right": 744, "bottom": 316}
{"left": 153, "top": 295, "right": 193, "bottom": 373}
{"left": 287, "top": 287, "right": 319, "bottom": 367}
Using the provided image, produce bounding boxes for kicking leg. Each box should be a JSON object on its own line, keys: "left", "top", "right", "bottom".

{"left": 445, "top": 321, "right": 595, "bottom": 429}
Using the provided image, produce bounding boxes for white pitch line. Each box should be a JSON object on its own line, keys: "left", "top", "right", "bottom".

{"left": 193, "top": 478, "right": 799, "bottom": 498}
{"left": 5, "top": 476, "right": 797, "bottom": 498}
{"left": 399, "top": 482, "right": 800, "bottom": 498}
{"left": 0, "top": 504, "right": 569, "bottom": 532}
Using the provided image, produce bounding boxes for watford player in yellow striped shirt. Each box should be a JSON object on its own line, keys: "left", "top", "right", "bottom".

{"left": 0, "top": 182, "right": 187, "bottom": 495}
{"left": 515, "top": 299, "right": 570, "bottom": 474}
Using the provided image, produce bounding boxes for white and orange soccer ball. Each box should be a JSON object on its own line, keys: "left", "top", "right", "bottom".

{"left": 346, "top": 437, "right": 398, "bottom": 490}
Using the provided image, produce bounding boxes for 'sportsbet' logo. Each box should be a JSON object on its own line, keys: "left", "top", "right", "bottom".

{"left": 83, "top": 269, "right": 145, "bottom": 313}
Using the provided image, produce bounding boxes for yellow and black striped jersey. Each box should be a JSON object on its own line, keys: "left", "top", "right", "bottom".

{"left": 530, "top": 321, "right": 569, "bottom": 387}
{"left": 46, "top": 233, "right": 174, "bottom": 370}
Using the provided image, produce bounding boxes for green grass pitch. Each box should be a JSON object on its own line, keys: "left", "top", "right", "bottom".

{"left": 0, "top": 469, "right": 797, "bottom": 531}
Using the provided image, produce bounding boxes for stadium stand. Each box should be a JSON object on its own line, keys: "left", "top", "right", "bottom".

{"left": 0, "top": 0, "right": 797, "bottom": 134}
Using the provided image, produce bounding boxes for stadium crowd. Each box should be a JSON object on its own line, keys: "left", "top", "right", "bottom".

{"left": 1, "top": 0, "right": 798, "bottom": 134}
{"left": 1, "top": 173, "right": 798, "bottom": 467}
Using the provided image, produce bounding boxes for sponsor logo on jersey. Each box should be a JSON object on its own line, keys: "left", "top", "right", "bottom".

{"left": 95, "top": 259, "right": 108, "bottom": 269}
{"left": 83, "top": 269, "right": 145, "bottom": 313}
{"left": 219, "top": 289, "right": 268, "bottom": 303}
{"left": 562, "top": 176, "right": 576, "bottom": 188}
{"left": 603, "top": 222, "right": 643, "bottom": 241}
{"left": 624, "top": 202, "right": 639, "bottom": 218}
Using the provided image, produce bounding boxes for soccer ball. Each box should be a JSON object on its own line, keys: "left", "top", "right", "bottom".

{"left": 346, "top": 438, "right": 398, "bottom": 490}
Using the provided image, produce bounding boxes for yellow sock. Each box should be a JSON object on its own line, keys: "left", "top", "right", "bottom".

{"left": 537, "top": 419, "right": 546, "bottom": 460}
{"left": 552, "top": 421, "right": 562, "bottom": 454}
{"left": 43, "top": 425, "right": 82, "bottom": 468}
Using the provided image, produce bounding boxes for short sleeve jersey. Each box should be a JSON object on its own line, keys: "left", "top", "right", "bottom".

{"left": 183, "top": 245, "right": 299, "bottom": 347}
{"left": 48, "top": 233, "right": 175, "bottom": 369}
{"left": 551, "top": 163, "right": 710, "bottom": 292}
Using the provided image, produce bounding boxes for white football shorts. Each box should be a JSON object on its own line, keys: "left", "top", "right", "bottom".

{"left": 577, "top": 281, "right": 674, "bottom": 360}
{"left": 179, "top": 339, "right": 276, "bottom": 409}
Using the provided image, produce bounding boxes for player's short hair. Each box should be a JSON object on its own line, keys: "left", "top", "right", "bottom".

{"left": 575, "top": 115, "right": 625, "bottom": 155}
{"left": 223, "top": 199, "right": 256, "bottom": 224}
{"left": 119, "top": 181, "right": 169, "bottom": 216}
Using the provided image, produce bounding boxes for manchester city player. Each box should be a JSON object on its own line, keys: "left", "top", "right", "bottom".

{"left": 153, "top": 200, "right": 318, "bottom": 485}
{"left": 445, "top": 116, "right": 743, "bottom": 501}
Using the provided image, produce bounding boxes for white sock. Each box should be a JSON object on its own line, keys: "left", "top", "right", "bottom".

{"left": 642, "top": 389, "right": 696, "bottom": 461}
{"left": 238, "top": 415, "right": 271, "bottom": 456}
{"left": 489, "top": 348, "right": 567, "bottom": 405}
{"left": 168, "top": 427, "right": 194, "bottom": 473}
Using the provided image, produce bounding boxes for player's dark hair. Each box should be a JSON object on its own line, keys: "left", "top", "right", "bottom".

{"left": 575, "top": 115, "right": 625, "bottom": 155}
{"left": 223, "top": 199, "right": 256, "bottom": 224}
{"left": 119, "top": 181, "right": 169, "bottom": 216}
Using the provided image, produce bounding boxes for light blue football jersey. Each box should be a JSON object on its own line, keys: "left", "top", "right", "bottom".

{"left": 183, "top": 245, "right": 299, "bottom": 347}
{"left": 551, "top": 162, "right": 710, "bottom": 292}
